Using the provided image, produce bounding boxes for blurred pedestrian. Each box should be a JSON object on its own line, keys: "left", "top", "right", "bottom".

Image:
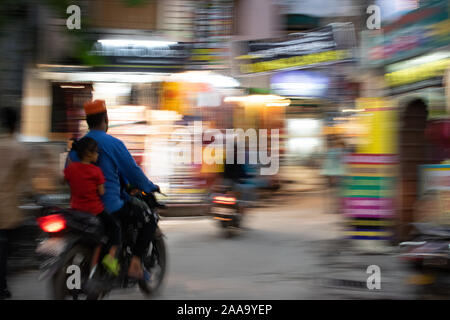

{"left": 0, "top": 107, "right": 30, "bottom": 299}
{"left": 321, "top": 135, "right": 346, "bottom": 213}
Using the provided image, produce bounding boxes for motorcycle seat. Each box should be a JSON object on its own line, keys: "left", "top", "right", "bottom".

{"left": 43, "top": 207, "right": 105, "bottom": 237}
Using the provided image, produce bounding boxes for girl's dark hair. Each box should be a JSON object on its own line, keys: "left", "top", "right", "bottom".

{"left": 71, "top": 137, "right": 98, "bottom": 160}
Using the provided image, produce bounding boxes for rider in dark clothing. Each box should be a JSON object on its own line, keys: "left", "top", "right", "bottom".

{"left": 222, "top": 146, "right": 254, "bottom": 206}
{"left": 223, "top": 160, "right": 249, "bottom": 183}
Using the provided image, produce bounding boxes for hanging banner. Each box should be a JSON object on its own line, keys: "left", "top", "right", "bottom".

{"left": 234, "top": 24, "right": 356, "bottom": 75}
{"left": 365, "top": 0, "right": 450, "bottom": 67}
{"left": 419, "top": 164, "right": 450, "bottom": 225}
{"left": 342, "top": 98, "right": 398, "bottom": 240}
{"left": 88, "top": 38, "right": 191, "bottom": 72}
{"left": 385, "top": 53, "right": 450, "bottom": 90}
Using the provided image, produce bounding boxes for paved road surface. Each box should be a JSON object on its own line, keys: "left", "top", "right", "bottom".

{"left": 7, "top": 191, "right": 419, "bottom": 300}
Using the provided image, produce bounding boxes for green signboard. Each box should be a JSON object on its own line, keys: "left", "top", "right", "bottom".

{"left": 365, "top": 0, "right": 450, "bottom": 67}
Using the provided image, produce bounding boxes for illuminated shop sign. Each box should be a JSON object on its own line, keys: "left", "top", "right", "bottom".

{"left": 385, "top": 52, "right": 450, "bottom": 88}
{"left": 270, "top": 70, "right": 329, "bottom": 98}
{"left": 235, "top": 24, "right": 356, "bottom": 75}
{"left": 89, "top": 39, "right": 191, "bottom": 72}
{"left": 240, "top": 50, "right": 351, "bottom": 74}
{"left": 92, "top": 40, "right": 187, "bottom": 58}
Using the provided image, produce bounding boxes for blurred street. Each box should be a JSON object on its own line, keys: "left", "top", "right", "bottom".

{"left": 1, "top": 0, "right": 449, "bottom": 302}
{"left": 7, "top": 189, "right": 419, "bottom": 300}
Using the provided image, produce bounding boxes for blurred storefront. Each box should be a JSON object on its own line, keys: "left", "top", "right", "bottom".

{"left": 360, "top": 0, "right": 450, "bottom": 241}
{"left": 223, "top": 94, "right": 289, "bottom": 188}
{"left": 232, "top": 23, "right": 358, "bottom": 168}
{"left": 24, "top": 66, "right": 241, "bottom": 204}
{"left": 20, "top": 0, "right": 242, "bottom": 205}
{"left": 270, "top": 71, "right": 329, "bottom": 166}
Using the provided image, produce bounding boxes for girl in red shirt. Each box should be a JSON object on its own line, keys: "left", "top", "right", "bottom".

{"left": 64, "top": 137, "right": 120, "bottom": 276}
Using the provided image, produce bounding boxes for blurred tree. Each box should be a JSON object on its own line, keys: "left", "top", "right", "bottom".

{"left": 0, "top": 0, "right": 138, "bottom": 113}
{"left": 0, "top": 0, "right": 32, "bottom": 112}
{"left": 0, "top": 0, "right": 154, "bottom": 114}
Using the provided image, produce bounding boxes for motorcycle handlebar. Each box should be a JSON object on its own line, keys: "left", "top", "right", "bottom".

{"left": 137, "top": 189, "right": 168, "bottom": 210}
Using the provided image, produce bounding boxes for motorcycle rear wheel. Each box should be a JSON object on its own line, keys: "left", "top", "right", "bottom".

{"left": 139, "top": 233, "right": 167, "bottom": 297}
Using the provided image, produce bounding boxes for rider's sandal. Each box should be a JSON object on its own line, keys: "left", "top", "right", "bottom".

{"left": 102, "top": 254, "right": 120, "bottom": 276}
{"left": 127, "top": 263, "right": 151, "bottom": 282}
{"left": 128, "top": 267, "right": 150, "bottom": 282}
{"left": 127, "top": 262, "right": 143, "bottom": 280}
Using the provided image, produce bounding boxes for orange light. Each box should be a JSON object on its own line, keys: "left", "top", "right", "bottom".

{"left": 213, "top": 196, "right": 236, "bottom": 205}
{"left": 37, "top": 214, "right": 66, "bottom": 233}
{"left": 213, "top": 217, "right": 232, "bottom": 221}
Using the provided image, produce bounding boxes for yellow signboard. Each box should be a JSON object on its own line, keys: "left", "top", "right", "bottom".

{"left": 239, "top": 50, "right": 351, "bottom": 74}
{"left": 160, "top": 82, "right": 182, "bottom": 113}
{"left": 385, "top": 58, "right": 450, "bottom": 87}
{"left": 355, "top": 98, "right": 397, "bottom": 154}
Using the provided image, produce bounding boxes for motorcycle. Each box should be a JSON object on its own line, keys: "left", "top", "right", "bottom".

{"left": 8, "top": 194, "right": 71, "bottom": 273}
{"left": 399, "top": 222, "right": 450, "bottom": 297}
{"left": 35, "top": 191, "right": 167, "bottom": 300}
{"left": 209, "top": 184, "right": 244, "bottom": 235}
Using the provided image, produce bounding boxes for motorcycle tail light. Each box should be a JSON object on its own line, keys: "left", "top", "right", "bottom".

{"left": 213, "top": 196, "right": 236, "bottom": 205}
{"left": 37, "top": 214, "right": 66, "bottom": 233}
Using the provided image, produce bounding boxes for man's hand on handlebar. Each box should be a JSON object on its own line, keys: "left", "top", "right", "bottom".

{"left": 143, "top": 188, "right": 167, "bottom": 209}
{"left": 129, "top": 188, "right": 140, "bottom": 196}
{"left": 127, "top": 183, "right": 160, "bottom": 195}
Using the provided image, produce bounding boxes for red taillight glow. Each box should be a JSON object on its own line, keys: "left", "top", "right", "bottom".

{"left": 213, "top": 196, "right": 236, "bottom": 205}
{"left": 401, "top": 256, "right": 423, "bottom": 261}
{"left": 37, "top": 214, "right": 66, "bottom": 233}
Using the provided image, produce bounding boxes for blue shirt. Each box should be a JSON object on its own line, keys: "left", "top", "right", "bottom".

{"left": 68, "top": 130, "right": 157, "bottom": 213}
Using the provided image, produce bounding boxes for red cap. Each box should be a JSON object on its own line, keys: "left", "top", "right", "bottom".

{"left": 84, "top": 100, "right": 107, "bottom": 116}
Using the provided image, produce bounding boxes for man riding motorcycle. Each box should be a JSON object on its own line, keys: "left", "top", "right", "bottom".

{"left": 67, "top": 100, "right": 159, "bottom": 279}
{"left": 221, "top": 144, "right": 255, "bottom": 207}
